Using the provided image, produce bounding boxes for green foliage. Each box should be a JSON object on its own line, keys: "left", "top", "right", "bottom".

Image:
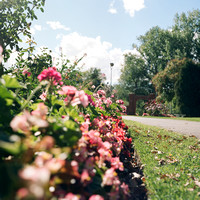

{"left": 152, "top": 59, "right": 187, "bottom": 102}
{"left": 136, "top": 9, "right": 200, "bottom": 77}
{"left": 117, "top": 53, "right": 153, "bottom": 103}
{"left": 137, "top": 26, "right": 175, "bottom": 75}
{"left": 0, "top": 0, "right": 45, "bottom": 75}
{"left": 82, "top": 67, "right": 106, "bottom": 91}
{"left": 175, "top": 59, "right": 200, "bottom": 117}
{"left": 0, "top": 0, "right": 45, "bottom": 58}
{"left": 58, "top": 54, "right": 85, "bottom": 87}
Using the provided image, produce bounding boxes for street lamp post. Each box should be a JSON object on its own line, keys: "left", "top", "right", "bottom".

{"left": 110, "top": 63, "right": 114, "bottom": 88}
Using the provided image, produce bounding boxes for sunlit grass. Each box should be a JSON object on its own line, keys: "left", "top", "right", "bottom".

{"left": 125, "top": 120, "right": 200, "bottom": 200}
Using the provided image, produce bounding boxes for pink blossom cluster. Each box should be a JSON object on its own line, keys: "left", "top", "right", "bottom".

{"left": 93, "top": 90, "right": 127, "bottom": 114}
{"left": 14, "top": 113, "right": 131, "bottom": 199}
{"left": 10, "top": 88, "right": 131, "bottom": 200}
{"left": 22, "top": 69, "right": 32, "bottom": 77}
{"left": 10, "top": 103, "right": 49, "bottom": 134}
{"left": 38, "top": 67, "right": 63, "bottom": 85}
{"left": 73, "top": 115, "right": 131, "bottom": 199}
{"left": 58, "top": 85, "right": 89, "bottom": 107}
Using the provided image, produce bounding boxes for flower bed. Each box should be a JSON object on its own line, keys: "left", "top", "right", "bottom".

{"left": 0, "top": 66, "right": 146, "bottom": 199}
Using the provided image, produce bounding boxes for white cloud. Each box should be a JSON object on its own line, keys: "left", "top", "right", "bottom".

{"left": 30, "top": 25, "right": 42, "bottom": 35}
{"left": 108, "top": 0, "right": 117, "bottom": 14}
{"left": 108, "top": 8, "right": 118, "bottom": 14}
{"left": 122, "top": 0, "right": 145, "bottom": 17}
{"left": 55, "top": 32, "right": 138, "bottom": 84}
{"left": 47, "top": 21, "right": 70, "bottom": 31}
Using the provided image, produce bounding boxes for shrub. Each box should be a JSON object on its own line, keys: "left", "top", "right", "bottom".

{"left": 175, "top": 59, "right": 200, "bottom": 117}
{"left": 144, "top": 99, "right": 168, "bottom": 116}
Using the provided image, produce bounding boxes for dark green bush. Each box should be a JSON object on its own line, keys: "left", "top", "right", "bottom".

{"left": 175, "top": 59, "right": 200, "bottom": 117}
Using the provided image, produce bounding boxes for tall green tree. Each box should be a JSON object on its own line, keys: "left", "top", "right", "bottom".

{"left": 82, "top": 67, "right": 106, "bottom": 91}
{"left": 136, "top": 9, "right": 200, "bottom": 76}
{"left": 0, "top": 0, "right": 45, "bottom": 75}
{"left": 117, "top": 53, "right": 153, "bottom": 102}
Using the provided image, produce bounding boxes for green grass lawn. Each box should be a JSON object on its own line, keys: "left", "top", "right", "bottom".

{"left": 129, "top": 115, "right": 200, "bottom": 122}
{"left": 124, "top": 120, "right": 200, "bottom": 200}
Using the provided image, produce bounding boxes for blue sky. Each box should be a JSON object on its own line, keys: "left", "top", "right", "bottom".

{"left": 18, "top": 0, "right": 200, "bottom": 83}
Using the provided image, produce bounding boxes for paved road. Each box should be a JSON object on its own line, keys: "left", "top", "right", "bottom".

{"left": 122, "top": 116, "right": 200, "bottom": 139}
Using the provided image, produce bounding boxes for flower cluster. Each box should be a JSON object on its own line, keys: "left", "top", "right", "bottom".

{"left": 38, "top": 67, "right": 63, "bottom": 85}
{"left": 10, "top": 103, "right": 49, "bottom": 134}
{"left": 58, "top": 85, "right": 89, "bottom": 107}
{"left": 22, "top": 69, "right": 31, "bottom": 77}
{"left": 0, "top": 45, "right": 3, "bottom": 63}
{"left": 5, "top": 69, "right": 131, "bottom": 200}
{"left": 144, "top": 99, "right": 168, "bottom": 116}
{"left": 93, "top": 90, "right": 127, "bottom": 115}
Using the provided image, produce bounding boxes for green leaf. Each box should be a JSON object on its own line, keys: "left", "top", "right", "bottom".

{"left": 0, "top": 140, "right": 22, "bottom": 155}
{"left": 2, "top": 75, "right": 24, "bottom": 88}
{"left": 0, "top": 84, "right": 15, "bottom": 99}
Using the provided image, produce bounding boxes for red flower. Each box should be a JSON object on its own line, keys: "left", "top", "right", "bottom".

{"left": 37, "top": 67, "right": 62, "bottom": 85}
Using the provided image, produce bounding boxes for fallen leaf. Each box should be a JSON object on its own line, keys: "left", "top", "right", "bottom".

{"left": 194, "top": 180, "right": 200, "bottom": 187}
{"left": 184, "top": 182, "right": 189, "bottom": 187}
{"left": 158, "top": 159, "right": 166, "bottom": 165}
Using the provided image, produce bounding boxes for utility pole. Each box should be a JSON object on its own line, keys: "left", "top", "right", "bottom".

{"left": 110, "top": 63, "right": 114, "bottom": 88}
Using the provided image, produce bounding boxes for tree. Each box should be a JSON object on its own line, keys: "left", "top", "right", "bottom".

{"left": 172, "top": 9, "right": 200, "bottom": 62}
{"left": 175, "top": 59, "right": 200, "bottom": 116}
{"left": 152, "top": 58, "right": 186, "bottom": 102}
{"left": 0, "top": 0, "right": 45, "bottom": 75}
{"left": 117, "top": 53, "right": 153, "bottom": 102}
{"left": 137, "top": 26, "right": 174, "bottom": 75}
{"left": 82, "top": 67, "right": 106, "bottom": 91}
{"left": 136, "top": 9, "right": 200, "bottom": 77}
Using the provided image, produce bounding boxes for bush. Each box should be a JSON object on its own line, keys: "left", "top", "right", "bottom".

{"left": 175, "top": 59, "right": 200, "bottom": 117}
{"left": 144, "top": 99, "right": 168, "bottom": 116}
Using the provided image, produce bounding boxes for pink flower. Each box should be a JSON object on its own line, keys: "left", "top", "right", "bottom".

{"left": 0, "top": 46, "right": 3, "bottom": 63}
{"left": 45, "top": 158, "right": 65, "bottom": 173}
{"left": 120, "top": 182, "right": 130, "bottom": 196}
{"left": 110, "top": 157, "right": 124, "bottom": 171}
{"left": 80, "top": 122, "right": 89, "bottom": 132}
{"left": 39, "top": 136, "right": 55, "bottom": 150}
{"left": 0, "top": 45, "right": 3, "bottom": 54}
{"left": 60, "top": 193, "right": 81, "bottom": 200}
{"left": 102, "top": 168, "right": 119, "bottom": 186}
{"left": 58, "top": 86, "right": 77, "bottom": 97}
{"left": 104, "top": 98, "right": 112, "bottom": 107}
{"left": 16, "top": 188, "right": 29, "bottom": 199}
{"left": 19, "top": 166, "right": 50, "bottom": 185}
{"left": 31, "top": 103, "right": 48, "bottom": 119}
{"left": 39, "top": 91, "right": 47, "bottom": 101}
{"left": 71, "top": 90, "right": 88, "bottom": 107}
{"left": 78, "top": 90, "right": 89, "bottom": 107}
{"left": 89, "top": 195, "right": 104, "bottom": 200}
{"left": 97, "top": 90, "right": 106, "bottom": 96}
{"left": 22, "top": 69, "right": 31, "bottom": 77}
{"left": 81, "top": 169, "right": 91, "bottom": 184}
{"left": 37, "top": 67, "right": 62, "bottom": 85}
{"left": 10, "top": 114, "right": 30, "bottom": 133}
{"left": 116, "top": 99, "right": 124, "bottom": 105}
{"left": 10, "top": 105, "right": 49, "bottom": 134}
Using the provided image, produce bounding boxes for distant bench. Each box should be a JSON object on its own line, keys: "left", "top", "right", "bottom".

{"left": 174, "top": 114, "right": 186, "bottom": 117}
